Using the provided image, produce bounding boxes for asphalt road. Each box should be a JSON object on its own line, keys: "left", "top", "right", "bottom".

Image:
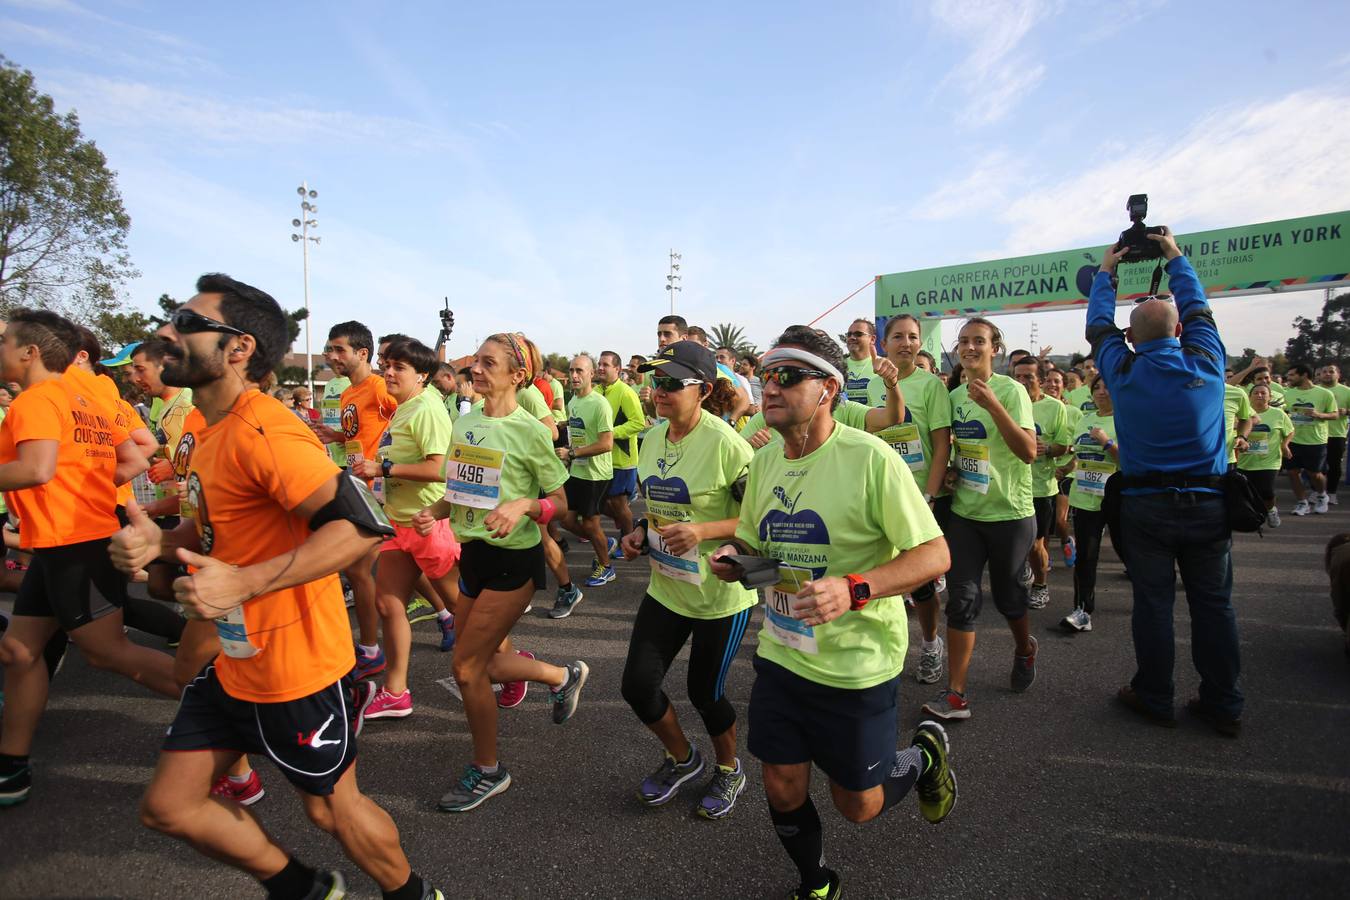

{"left": 3, "top": 486, "right": 1348, "bottom": 899}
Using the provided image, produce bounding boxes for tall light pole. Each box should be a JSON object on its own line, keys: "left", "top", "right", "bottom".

{"left": 291, "top": 183, "right": 320, "bottom": 394}
{"left": 665, "top": 249, "right": 681, "bottom": 314}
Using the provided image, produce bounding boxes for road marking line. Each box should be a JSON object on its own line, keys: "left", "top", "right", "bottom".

{"left": 1047, "top": 755, "right": 1350, "bottom": 795}
{"left": 1082, "top": 827, "right": 1350, "bottom": 865}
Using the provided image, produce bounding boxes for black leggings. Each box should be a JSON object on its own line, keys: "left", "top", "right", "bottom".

{"left": 621, "top": 594, "right": 751, "bottom": 738}
{"left": 1329, "top": 437, "right": 1347, "bottom": 495}
{"left": 1072, "top": 507, "right": 1107, "bottom": 613}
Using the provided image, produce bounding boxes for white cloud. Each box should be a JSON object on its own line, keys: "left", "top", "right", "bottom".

{"left": 42, "top": 73, "right": 472, "bottom": 157}
{"left": 909, "top": 150, "right": 1025, "bottom": 221}
{"left": 927, "top": 0, "right": 1059, "bottom": 126}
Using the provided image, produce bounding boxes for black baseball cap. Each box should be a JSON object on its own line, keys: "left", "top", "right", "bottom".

{"left": 638, "top": 340, "right": 717, "bottom": 383}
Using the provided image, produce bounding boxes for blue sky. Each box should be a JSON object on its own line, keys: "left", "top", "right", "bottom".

{"left": 3, "top": 0, "right": 1349, "bottom": 365}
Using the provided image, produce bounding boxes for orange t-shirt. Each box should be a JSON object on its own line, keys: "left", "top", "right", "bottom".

{"left": 339, "top": 374, "right": 397, "bottom": 470}
{"left": 65, "top": 368, "right": 140, "bottom": 508}
{"left": 185, "top": 389, "right": 351, "bottom": 703}
{"left": 0, "top": 376, "right": 127, "bottom": 548}
{"left": 112, "top": 399, "right": 144, "bottom": 507}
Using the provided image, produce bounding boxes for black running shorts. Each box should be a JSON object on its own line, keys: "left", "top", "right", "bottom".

{"left": 163, "top": 664, "right": 359, "bottom": 796}
{"left": 13, "top": 538, "right": 127, "bottom": 632}
{"left": 747, "top": 656, "right": 899, "bottom": 792}
{"left": 564, "top": 476, "right": 611, "bottom": 519}
{"left": 1033, "top": 495, "right": 1055, "bottom": 540}
{"left": 457, "top": 539, "right": 547, "bottom": 599}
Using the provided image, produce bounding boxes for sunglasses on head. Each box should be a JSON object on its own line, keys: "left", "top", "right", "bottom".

{"left": 651, "top": 375, "right": 705, "bottom": 392}
{"left": 172, "top": 307, "right": 245, "bottom": 337}
{"left": 761, "top": 366, "right": 832, "bottom": 387}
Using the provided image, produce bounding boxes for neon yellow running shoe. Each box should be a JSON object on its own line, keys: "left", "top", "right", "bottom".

{"left": 913, "top": 720, "right": 957, "bottom": 824}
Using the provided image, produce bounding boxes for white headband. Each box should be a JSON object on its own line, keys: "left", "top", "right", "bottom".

{"left": 761, "top": 346, "right": 845, "bottom": 389}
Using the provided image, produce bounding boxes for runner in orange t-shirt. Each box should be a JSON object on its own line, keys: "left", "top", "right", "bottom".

{"left": 0, "top": 308, "right": 177, "bottom": 809}
{"left": 314, "top": 321, "right": 396, "bottom": 677}
{"left": 111, "top": 274, "right": 442, "bottom": 900}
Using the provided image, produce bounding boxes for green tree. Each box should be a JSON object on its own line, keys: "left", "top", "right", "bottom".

{"left": 0, "top": 56, "right": 136, "bottom": 319}
{"left": 710, "top": 323, "right": 755, "bottom": 354}
{"left": 94, "top": 309, "right": 157, "bottom": 348}
{"left": 1285, "top": 291, "right": 1350, "bottom": 367}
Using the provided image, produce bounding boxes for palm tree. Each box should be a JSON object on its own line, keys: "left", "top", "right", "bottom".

{"left": 710, "top": 322, "right": 755, "bottom": 354}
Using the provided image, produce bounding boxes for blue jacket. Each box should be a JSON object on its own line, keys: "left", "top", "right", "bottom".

{"left": 1085, "top": 256, "right": 1228, "bottom": 485}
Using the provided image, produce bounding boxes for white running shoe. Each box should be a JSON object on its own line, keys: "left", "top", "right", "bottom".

{"left": 1315, "top": 493, "right": 1330, "bottom": 515}
{"left": 1060, "top": 608, "right": 1092, "bottom": 632}
{"left": 1330, "top": 494, "right": 1340, "bottom": 506}
{"left": 1028, "top": 583, "right": 1050, "bottom": 610}
{"left": 1267, "top": 507, "right": 1282, "bottom": 528}
{"left": 915, "top": 637, "right": 945, "bottom": 685}
{"left": 1293, "top": 500, "right": 1311, "bottom": 516}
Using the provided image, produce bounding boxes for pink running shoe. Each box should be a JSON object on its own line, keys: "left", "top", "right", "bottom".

{"left": 211, "top": 770, "right": 265, "bottom": 806}
{"left": 497, "top": 650, "right": 535, "bottom": 709}
{"left": 363, "top": 687, "right": 412, "bottom": 720}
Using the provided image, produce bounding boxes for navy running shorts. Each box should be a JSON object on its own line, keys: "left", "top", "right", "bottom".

{"left": 747, "top": 655, "right": 899, "bottom": 792}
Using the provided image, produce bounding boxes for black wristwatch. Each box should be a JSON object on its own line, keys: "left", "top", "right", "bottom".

{"left": 381, "top": 458, "right": 394, "bottom": 479}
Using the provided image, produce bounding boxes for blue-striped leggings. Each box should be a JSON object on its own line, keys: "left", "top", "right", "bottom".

{"left": 621, "top": 594, "right": 751, "bottom": 738}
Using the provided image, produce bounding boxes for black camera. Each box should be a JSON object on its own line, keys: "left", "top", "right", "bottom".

{"left": 1115, "top": 194, "right": 1167, "bottom": 263}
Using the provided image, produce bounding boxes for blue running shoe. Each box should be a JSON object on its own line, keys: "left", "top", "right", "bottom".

{"left": 438, "top": 614, "right": 456, "bottom": 652}
{"left": 584, "top": 563, "right": 616, "bottom": 587}
{"left": 353, "top": 647, "right": 387, "bottom": 680}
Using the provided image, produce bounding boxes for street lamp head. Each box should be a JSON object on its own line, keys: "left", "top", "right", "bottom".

{"left": 308, "top": 190, "right": 318, "bottom": 199}
{"left": 292, "top": 218, "right": 302, "bottom": 227}
{"left": 312, "top": 236, "right": 322, "bottom": 245}
{"left": 291, "top": 233, "right": 301, "bottom": 242}
{"left": 306, "top": 219, "right": 318, "bottom": 227}
{"left": 296, "top": 186, "right": 306, "bottom": 196}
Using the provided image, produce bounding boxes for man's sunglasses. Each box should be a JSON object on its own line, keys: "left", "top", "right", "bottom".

{"left": 845, "top": 331, "right": 870, "bottom": 339}
{"left": 761, "top": 366, "right": 832, "bottom": 387}
{"left": 651, "top": 375, "right": 705, "bottom": 392}
{"left": 172, "top": 307, "right": 245, "bottom": 337}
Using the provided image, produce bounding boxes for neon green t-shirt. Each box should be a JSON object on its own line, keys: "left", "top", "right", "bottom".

{"left": 949, "top": 373, "right": 1035, "bottom": 522}
{"left": 845, "top": 356, "right": 886, "bottom": 407}
{"left": 1326, "top": 383, "right": 1350, "bottom": 440}
{"left": 1030, "top": 395, "right": 1072, "bottom": 499}
{"left": 638, "top": 413, "right": 756, "bottom": 619}
{"left": 874, "top": 367, "right": 951, "bottom": 498}
{"left": 1065, "top": 385, "right": 1096, "bottom": 415}
{"left": 1238, "top": 407, "right": 1294, "bottom": 472}
{"left": 1285, "top": 384, "right": 1337, "bottom": 445}
{"left": 441, "top": 391, "right": 459, "bottom": 421}
{"left": 321, "top": 377, "right": 351, "bottom": 466}
{"left": 598, "top": 379, "right": 644, "bottom": 469}
{"left": 374, "top": 388, "right": 453, "bottom": 525}
{"left": 517, "top": 383, "right": 553, "bottom": 425}
{"left": 445, "top": 404, "right": 568, "bottom": 549}
{"left": 1053, "top": 401, "right": 1083, "bottom": 471}
{"left": 566, "top": 390, "right": 614, "bottom": 481}
{"left": 739, "top": 401, "right": 871, "bottom": 447}
{"left": 547, "top": 376, "right": 567, "bottom": 424}
{"left": 1067, "top": 412, "right": 1118, "bottom": 512}
{"left": 1223, "top": 384, "right": 1255, "bottom": 464}
{"left": 735, "top": 424, "right": 942, "bottom": 689}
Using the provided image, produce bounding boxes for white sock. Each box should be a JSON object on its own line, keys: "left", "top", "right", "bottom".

{"left": 477, "top": 762, "right": 499, "bottom": 775}
{"left": 437, "top": 610, "right": 452, "bottom": 622}
{"left": 227, "top": 771, "right": 252, "bottom": 784}
{"left": 921, "top": 637, "right": 941, "bottom": 652}
{"left": 359, "top": 643, "right": 379, "bottom": 658}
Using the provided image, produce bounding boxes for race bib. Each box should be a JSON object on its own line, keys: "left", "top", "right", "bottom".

{"left": 1074, "top": 459, "right": 1113, "bottom": 497}
{"left": 344, "top": 440, "right": 365, "bottom": 472}
{"left": 1291, "top": 407, "right": 1314, "bottom": 425}
{"left": 881, "top": 422, "right": 925, "bottom": 471}
{"left": 955, "top": 441, "right": 990, "bottom": 494}
{"left": 761, "top": 565, "right": 818, "bottom": 654}
{"left": 322, "top": 397, "right": 347, "bottom": 466}
{"left": 648, "top": 515, "right": 701, "bottom": 585}
{"left": 214, "top": 607, "right": 260, "bottom": 659}
{"left": 446, "top": 443, "right": 504, "bottom": 510}
{"left": 1246, "top": 438, "right": 1269, "bottom": 456}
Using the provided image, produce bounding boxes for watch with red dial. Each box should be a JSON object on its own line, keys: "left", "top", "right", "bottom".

{"left": 845, "top": 574, "right": 871, "bottom": 611}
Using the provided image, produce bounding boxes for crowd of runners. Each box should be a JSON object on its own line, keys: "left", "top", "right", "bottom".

{"left": 0, "top": 235, "right": 1344, "bottom": 899}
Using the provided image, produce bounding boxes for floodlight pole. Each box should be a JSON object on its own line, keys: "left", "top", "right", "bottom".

{"left": 291, "top": 183, "right": 321, "bottom": 395}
